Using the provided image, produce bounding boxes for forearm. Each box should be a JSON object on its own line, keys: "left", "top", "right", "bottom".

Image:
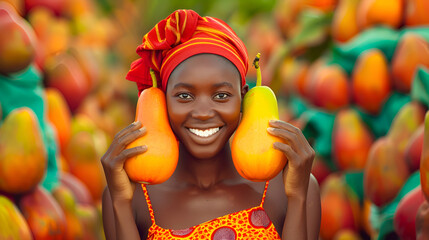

{"left": 281, "top": 197, "right": 307, "bottom": 240}
{"left": 112, "top": 200, "right": 141, "bottom": 240}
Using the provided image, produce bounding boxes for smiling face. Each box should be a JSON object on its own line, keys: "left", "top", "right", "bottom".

{"left": 166, "top": 54, "right": 246, "bottom": 159}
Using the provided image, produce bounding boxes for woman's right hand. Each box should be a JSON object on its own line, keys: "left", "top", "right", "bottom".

{"left": 101, "top": 121, "right": 147, "bottom": 203}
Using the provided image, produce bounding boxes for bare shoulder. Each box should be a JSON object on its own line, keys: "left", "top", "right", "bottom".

{"left": 101, "top": 186, "right": 153, "bottom": 239}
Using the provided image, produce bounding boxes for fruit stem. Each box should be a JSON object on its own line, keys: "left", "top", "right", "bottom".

{"left": 253, "top": 53, "right": 262, "bottom": 87}
{"left": 150, "top": 68, "right": 157, "bottom": 88}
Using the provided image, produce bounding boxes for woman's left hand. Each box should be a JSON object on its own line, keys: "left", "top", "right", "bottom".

{"left": 267, "top": 119, "right": 315, "bottom": 201}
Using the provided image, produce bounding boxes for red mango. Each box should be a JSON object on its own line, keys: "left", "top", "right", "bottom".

{"left": 44, "top": 53, "right": 90, "bottom": 112}
{"left": 308, "top": 64, "right": 350, "bottom": 112}
{"left": 364, "top": 137, "right": 410, "bottom": 207}
{"left": 0, "top": 2, "right": 36, "bottom": 74}
{"left": 416, "top": 201, "right": 429, "bottom": 240}
{"left": 421, "top": 111, "right": 429, "bottom": 201}
{"left": 394, "top": 186, "right": 426, "bottom": 240}
{"left": 19, "top": 186, "right": 66, "bottom": 239}
{"left": 404, "top": 124, "right": 424, "bottom": 172}
{"left": 391, "top": 34, "right": 429, "bottom": 93}
{"left": 332, "top": 109, "right": 374, "bottom": 171}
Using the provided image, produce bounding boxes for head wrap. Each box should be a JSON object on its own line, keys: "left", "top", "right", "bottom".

{"left": 126, "top": 9, "right": 249, "bottom": 93}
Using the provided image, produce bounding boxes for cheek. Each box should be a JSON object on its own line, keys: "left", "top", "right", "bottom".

{"left": 220, "top": 101, "right": 241, "bottom": 129}
{"left": 166, "top": 98, "right": 184, "bottom": 131}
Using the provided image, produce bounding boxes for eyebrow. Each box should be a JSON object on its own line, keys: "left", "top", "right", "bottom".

{"left": 213, "top": 82, "right": 234, "bottom": 89}
{"left": 172, "top": 82, "right": 234, "bottom": 89}
{"left": 172, "top": 83, "right": 195, "bottom": 89}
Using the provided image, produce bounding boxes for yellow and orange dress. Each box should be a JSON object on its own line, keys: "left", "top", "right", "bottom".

{"left": 141, "top": 182, "right": 282, "bottom": 240}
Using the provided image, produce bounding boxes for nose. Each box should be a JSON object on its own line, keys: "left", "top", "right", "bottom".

{"left": 191, "top": 97, "right": 215, "bottom": 121}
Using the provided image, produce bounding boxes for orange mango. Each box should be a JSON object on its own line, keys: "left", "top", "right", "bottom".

{"left": 352, "top": 49, "right": 391, "bottom": 115}
{"left": 320, "top": 174, "right": 360, "bottom": 240}
{"left": 331, "top": 0, "right": 360, "bottom": 43}
{"left": 332, "top": 109, "right": 374, "bottom": 171}
{"left": 391, "top": 34, "right": 429, "bottom": 93}
{"left": 333, "top": 229, "right": 362, "bottom": 240}
{"left": 125, "top": 70, "right": 179, "bottom": 184}
{"left": 0, "top": 107, "right": 46, "bottom": 194}
{"left": 45, "top": 87, "right": 72, "bottom": 153}
{"left": 405, "top": 0, "right": 429, "bottom": 26}
{"left": 27, "top": 7, "right": 71, "bottom": 68}
{"left": 65, "top": 114, "right": 107, "bottom": 201}
{"left": 357, "top": 0, "right": 403, "bottom": 30}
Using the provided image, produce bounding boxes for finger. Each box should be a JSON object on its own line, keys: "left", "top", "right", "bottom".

{"left": 118, "top": 127, "right": 147, "bottom": 148}
{"left": 269, "top": 119, "right": 301, "bottom": 134}
{"left": 267, "top": 127, "right": 300, "bottom": 152}
{"left": 110, "top": 127, "right": 147, "bottom": 156}
{"left": 269, "top": 119, "right": 311, "bottom": 148}
{"left": 110, "top": 145, "right": 148, "bottom": 169}
{"left": 114, "top": 121, "right": 142, "bottom": 140}
{"left": 273, "top": 142, "right": 298, "bottom": 162}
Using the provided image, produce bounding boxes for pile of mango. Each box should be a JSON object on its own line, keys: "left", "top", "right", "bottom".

{"left": 0, "top": 0, "right": 141, "bottom": 239}
{"left": 263, "top": 0, "right": 429, "bottom": 239}
{"left": 1, "top": 0, "right": 429, "bottom": 239}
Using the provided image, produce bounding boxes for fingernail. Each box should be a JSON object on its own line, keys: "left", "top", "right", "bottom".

{"left": 139, "top": 127, "right": 146, "bottom": 132}
{"left": 267, "top": 127, "right": 275, "bottom": 132}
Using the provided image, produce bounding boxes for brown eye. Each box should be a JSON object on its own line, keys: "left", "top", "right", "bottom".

{"left": 214, "top": 93, "right": 229, "bottom": 100}
{"left": 177, "top": 93, "right": 192, "bottom": 99}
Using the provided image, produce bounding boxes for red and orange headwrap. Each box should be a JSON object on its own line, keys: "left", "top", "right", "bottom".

{"left": 126, "top": 9, "right": 249, "bottom": 93}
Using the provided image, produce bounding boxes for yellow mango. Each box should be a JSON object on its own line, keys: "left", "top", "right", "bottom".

{"left": 231, "top": 54, "right": 287, "bottom": 182}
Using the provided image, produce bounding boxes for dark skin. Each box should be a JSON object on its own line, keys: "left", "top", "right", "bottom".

{"left": 101, "top": 54, "right": 321, "bottom": 240}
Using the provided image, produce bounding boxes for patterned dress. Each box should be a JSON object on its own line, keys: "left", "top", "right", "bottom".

{"left": 141, "top": 182, "right": 282, "bottom": 240}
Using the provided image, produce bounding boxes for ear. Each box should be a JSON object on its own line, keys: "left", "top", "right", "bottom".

{"left": 241, "top": 84, "right": 249, "bottom": 100}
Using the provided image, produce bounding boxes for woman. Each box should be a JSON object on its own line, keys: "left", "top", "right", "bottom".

{"left": 101, "top": 9, "right": 321, "bottom": 240}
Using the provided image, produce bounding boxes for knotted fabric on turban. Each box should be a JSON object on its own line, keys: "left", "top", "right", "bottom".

{"left": 126, "top": 9, "right": 249, "bottom": 93}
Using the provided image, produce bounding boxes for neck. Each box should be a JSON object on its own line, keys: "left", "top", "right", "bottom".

{"left": 175, "top": 144, "right": 238, "bottom": 189}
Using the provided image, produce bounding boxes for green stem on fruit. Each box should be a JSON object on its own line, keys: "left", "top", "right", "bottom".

{"left": 253, "top": 53, "right": 262, "bottom": 87}
{"left": 150, "top": 68, "right": 157, "bottom": 88}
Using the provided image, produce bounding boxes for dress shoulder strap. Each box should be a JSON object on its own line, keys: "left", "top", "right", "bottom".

{"left": 141, "top": 184, "right": 156, "bottom": 225}
{"left": 260, "top": 181, "right": 269, "bottom": 207}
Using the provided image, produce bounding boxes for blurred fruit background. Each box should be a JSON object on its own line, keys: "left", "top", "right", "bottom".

{"left": 0, "top": 0, "right": 429, "bottom": 239}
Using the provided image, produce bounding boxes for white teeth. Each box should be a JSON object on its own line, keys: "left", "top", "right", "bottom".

{"left": 189, "top": 127, "right": 220, "bottom": 137}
